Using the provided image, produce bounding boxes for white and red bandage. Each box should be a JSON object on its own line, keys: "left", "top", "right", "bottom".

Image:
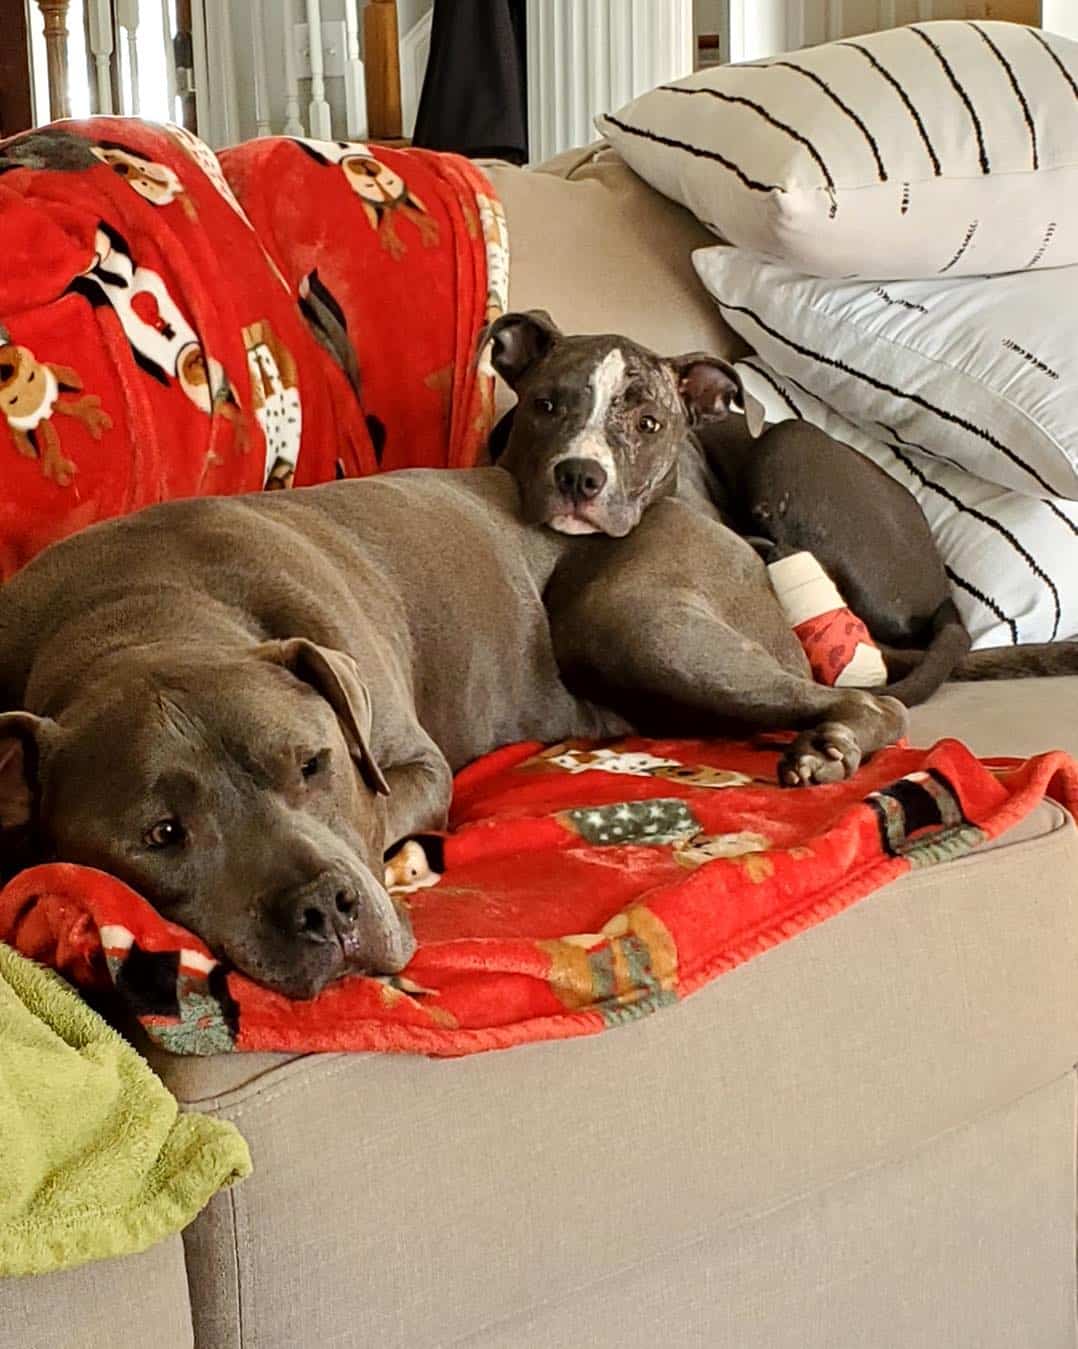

{"left": 767, "top": 551, "right": 888, "bottom": 688}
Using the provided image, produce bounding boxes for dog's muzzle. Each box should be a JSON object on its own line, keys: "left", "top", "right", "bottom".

{"left": 273, "top": 866, "right": 414, "bottom": 975}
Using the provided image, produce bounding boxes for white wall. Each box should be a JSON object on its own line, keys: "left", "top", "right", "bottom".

{"left": 1042, "top": 1, "right": 1077, "bottom": 38}
{"left": 727, "top": 1, "right": 1025, "bottom": 63}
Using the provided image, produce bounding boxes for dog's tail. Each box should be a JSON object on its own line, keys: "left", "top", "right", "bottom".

{"left": 875, "top": 601, "right": 1078, "bottom": 706}
{"left": 949, "top": 641, "right": 1078, "bottom": 682}
{"left": 872, "top": 600, "right": 972, "bottom": 707}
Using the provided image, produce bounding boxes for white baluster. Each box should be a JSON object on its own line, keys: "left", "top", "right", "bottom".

{"left": 344, "top": 0, "right": 367, "bottom": 138}
{"left": 916, "top": 1, "right": 935, "bottom": 18}
{"left": 87, "top": 0, "right": 114, "bottom": 114}
{"left": 250, "top": 0, "right": 271, "bottom": 135}
{"left": 826, "top": 0, "right": 844, "bottom": 41}
{"left": 160, "top": 0, "right": 177, "bottom": 119}
{"left": 877, "top": 0, "right": 897, "bottom": 28}
{"left": 282, "top": 0, "right": 304, "bottom": 135}
{"left": 190, "top": 0, "right": 210, "bottom": 135}
{"left": 116, "top": 0, "right": 140, "bottom": 114}
{"left": 305, "top": 0, "right": 332, "bottom": 139}
{"left": 210, "top": 2, "right": 241, "bottom": 145}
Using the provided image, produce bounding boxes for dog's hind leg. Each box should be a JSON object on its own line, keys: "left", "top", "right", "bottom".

{"left": 550, "top": 584, "right": 908, "bottom": 786}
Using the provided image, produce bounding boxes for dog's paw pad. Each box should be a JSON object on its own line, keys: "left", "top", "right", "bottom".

{"left": 779, "top": 724, "right": 861, "bottom": 787}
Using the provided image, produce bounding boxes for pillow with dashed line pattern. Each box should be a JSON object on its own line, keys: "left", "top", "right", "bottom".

{"left": 597, "top": 20, "right": 1078, "bottom": 280}
{"left": 693, "top": 244, "right": 1078, "bottom": 500}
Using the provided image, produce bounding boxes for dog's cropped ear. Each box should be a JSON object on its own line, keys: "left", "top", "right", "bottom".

{"left": 0, "top": 711, "right": 57, "bottom": 830}
{"left": 480, "top": 310, "right": 562, "bottom": 389}
{"left": 667, "top": 354, "right": 766, "bottom": 438}
{"left": 256, "top": 639, "right": 389, "bottom": 796}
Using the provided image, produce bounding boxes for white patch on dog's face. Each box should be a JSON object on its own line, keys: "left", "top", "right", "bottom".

{"left": 552, "top": 346, "right": 626, "bottom": 488}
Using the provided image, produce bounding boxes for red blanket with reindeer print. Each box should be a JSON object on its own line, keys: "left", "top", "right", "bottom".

{"left": 1, "top": 734, "right": 1075, "bottom": 1055}
{"left": 0, "top": 118, "right": 507, "bottom": 577}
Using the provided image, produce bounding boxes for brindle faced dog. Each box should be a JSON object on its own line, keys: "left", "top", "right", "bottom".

{"left": 0, "top": 313, "right": 909, "bottom": 998}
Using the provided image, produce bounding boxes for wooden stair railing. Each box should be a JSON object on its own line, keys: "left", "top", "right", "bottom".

{"left": 0, "top": 2, "right": 34, "bottom": 136}
{"left": 34, "top": 0, "right": 73, "bottom": 121}
{"left": 364, "top": 0, "right": 405, "bottom": 143}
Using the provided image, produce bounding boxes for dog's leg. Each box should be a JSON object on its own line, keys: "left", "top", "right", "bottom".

{"left": 552, "top": 586, "right": 907, "bottom": 786}
{"left": 380, "top": 730, "right": 453, "bottom": 846}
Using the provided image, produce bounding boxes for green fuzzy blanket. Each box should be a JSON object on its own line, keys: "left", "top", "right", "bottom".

{"left": 0, "top": 943, "right": 250, "bottom": 1278}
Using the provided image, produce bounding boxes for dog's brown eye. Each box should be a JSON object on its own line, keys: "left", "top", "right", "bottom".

{"left": 639, "top": 414, "right": 661, "bottom": 434}
{"left": 145, "top": 818, "right": 186, "bottom": 849}
{"left": 534, "top": 397, "right": 556, "bottom": 415}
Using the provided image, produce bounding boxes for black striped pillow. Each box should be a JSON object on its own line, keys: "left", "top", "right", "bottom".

{"left": 597, "top": 21, "right": 1078, "bottom": 280}
{"left": 692, "top": 245, "right": 1078, "bottom": 499}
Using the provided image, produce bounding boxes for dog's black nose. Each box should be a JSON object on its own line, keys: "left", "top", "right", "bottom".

{"left": 555, "top": 457, "right": 607, "bottom": 503}
{"left": 278, "top": 875, "right": 360, "bottom": 944}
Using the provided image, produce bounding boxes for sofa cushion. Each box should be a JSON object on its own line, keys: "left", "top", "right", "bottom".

{"left": 480, "top": 144, "right": 745, "bottom": 410}
{"left": 0, "top": 1236, "right": 192, "bottom": 1349}
{"left": 908, "top": 674, "right": 1078, "bottom": 757}
{"left": 598, "top": 22, "right": 1078, "bottom": 280}
{"left": 170, "top": 782, "right": 1078, "bottom": 1345}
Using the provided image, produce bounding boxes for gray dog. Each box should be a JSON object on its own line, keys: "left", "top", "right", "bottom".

{"left": 0, "top": 312, "right": 907, "bottom": 997}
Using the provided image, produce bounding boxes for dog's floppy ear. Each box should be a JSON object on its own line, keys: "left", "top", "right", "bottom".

{"left": 0, "top": 711, "right": 57, "bottom": 830}
{"left": 256, "top": 639, "right": 389, "bottom": 796}
{"left": 480, "top": 310, "right": 562, "bottom": 388}
{"left": 668, "top": 353, "right": 766, "bottom": 437}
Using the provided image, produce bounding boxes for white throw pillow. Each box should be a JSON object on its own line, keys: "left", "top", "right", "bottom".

{"left": 597, "top": 21, "right": 1078, "bottom": 280}
{"left": 732, "top": 358, "right": 1078, "bottom": 650}
{"left": 693, "top": 245, "right": 1078, "bottom": 500}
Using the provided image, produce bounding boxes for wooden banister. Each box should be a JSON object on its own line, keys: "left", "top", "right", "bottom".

{"left": 364, "top": 0, "right": 403, "bottom": 141}
{"left": 34, "top": 0, "right": 72, "bottom": 120}
{"left": 0, "top": 1, "right": 33, "bottom": 136}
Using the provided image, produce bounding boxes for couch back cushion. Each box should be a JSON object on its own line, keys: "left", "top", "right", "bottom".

{"left": 481, "top": 145, "right": 745, "bottom": 412}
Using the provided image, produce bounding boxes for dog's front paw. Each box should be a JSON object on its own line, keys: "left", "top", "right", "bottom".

{"left": 779, "top": 723, "right": 861, "bottom": 786}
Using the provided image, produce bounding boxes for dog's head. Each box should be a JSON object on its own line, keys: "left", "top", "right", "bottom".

{"left": 485, "top": 311, "right": 764, "bottom": 537}
{"left": 0, "top": 639, "right": 414, "bottom": 1000}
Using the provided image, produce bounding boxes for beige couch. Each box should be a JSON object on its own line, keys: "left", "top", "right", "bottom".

{"left": 5, "top": 148, "right": 1078, "bottom": 1349}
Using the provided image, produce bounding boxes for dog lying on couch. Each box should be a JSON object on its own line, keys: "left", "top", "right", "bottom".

{"left": 0, "top": 313, "right": 911, "bottom": 998}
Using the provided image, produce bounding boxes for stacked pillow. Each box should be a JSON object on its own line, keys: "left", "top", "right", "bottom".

{"left": 598, "top": 20, "right": 1078, "bottom": 648}
{"left": 597, "top": 20, "right": 1078, "bottom": 280}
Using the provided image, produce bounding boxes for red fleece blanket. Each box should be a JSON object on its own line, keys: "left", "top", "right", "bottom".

{"left": 0, "top": 119, "right": 507, "bottom": 576}
{"left": 2, "top": 736, "right": 1074, "bottom": 1056}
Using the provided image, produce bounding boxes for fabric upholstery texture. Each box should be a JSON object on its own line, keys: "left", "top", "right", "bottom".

{"left": 0, "top": 1237, "right": 193, "bottom": 1349}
